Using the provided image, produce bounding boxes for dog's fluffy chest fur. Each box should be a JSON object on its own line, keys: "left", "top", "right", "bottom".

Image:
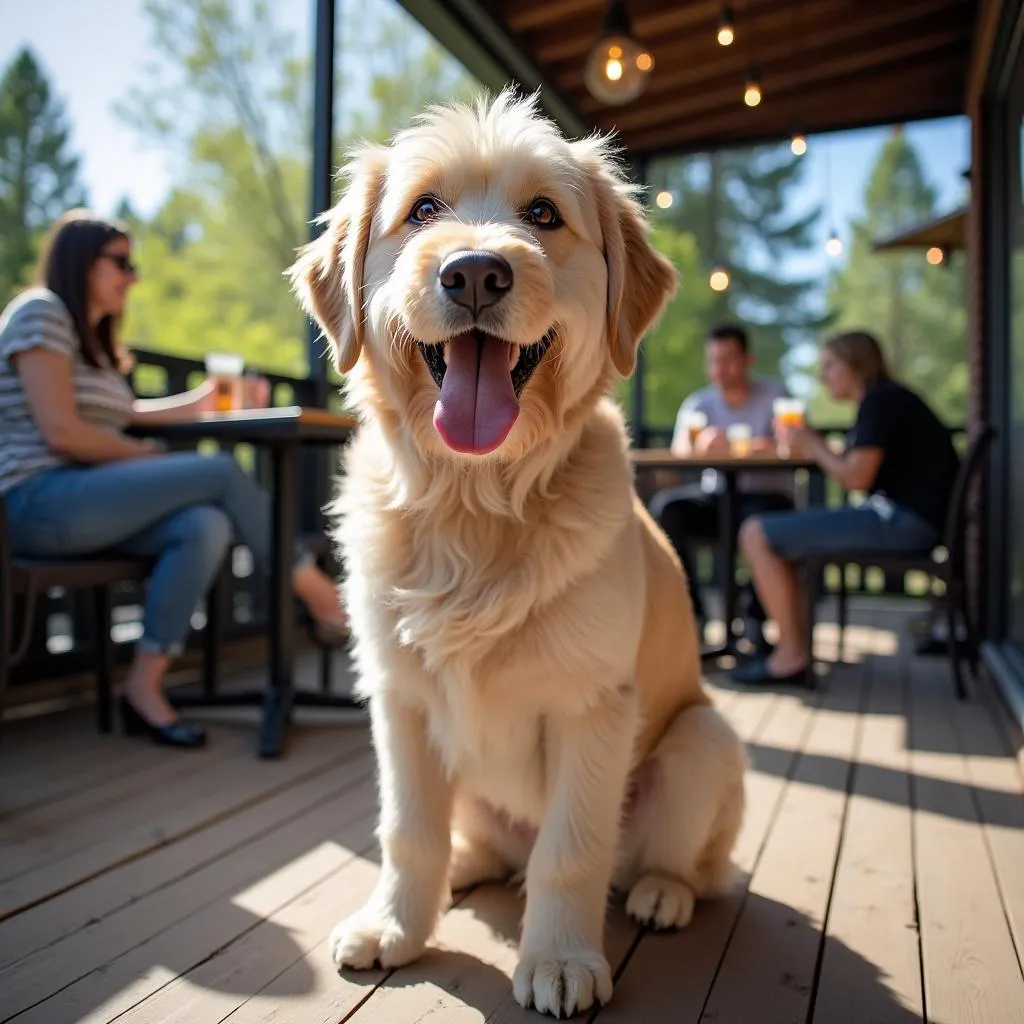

{"left": 335, "top": 406, "right": 648, "bottom": 819}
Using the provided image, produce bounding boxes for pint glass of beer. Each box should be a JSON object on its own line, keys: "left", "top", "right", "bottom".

{"left": 205, "top": 352, "right": 245, "bottom": 412}
{"left": 773, "top": 398, "right": 806, "bottom": 457}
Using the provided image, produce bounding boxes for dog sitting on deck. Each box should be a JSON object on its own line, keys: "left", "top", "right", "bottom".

{"left": 289, "top": 89, "right": 747, "bottom": 1019}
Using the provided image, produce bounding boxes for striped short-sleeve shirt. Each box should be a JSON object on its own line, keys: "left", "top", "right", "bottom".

{"left": 0, "top": 288, "right": 136, "bottom": 494}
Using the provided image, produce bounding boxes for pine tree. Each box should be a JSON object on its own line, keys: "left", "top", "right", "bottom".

{"left": 0, "top": 48, "right": 87, "bottom": 302}
{"left": 823, "top": 128, "right": 968, "bottom": 425}
{"left": 119, "top": 0, "right": 477, "bottom": 378}
{"left": 650, "top": 143, "right": 824, "bottom": 373}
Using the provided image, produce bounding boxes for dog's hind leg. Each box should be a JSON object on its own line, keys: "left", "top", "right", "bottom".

{"left": 450, "top": 831, "right": 510, "bottom": 891}
{"left": 621, "top": 703, "right": 746, "bottom": 929}
{"left": 448, "top": 794, "right": 534, "bottom": 891}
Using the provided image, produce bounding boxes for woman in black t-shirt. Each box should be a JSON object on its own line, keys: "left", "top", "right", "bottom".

{"left": 733, "top": 330, "right": 960, "bottom": 686}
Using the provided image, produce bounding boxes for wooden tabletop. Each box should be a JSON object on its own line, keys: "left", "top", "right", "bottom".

{"left": 135, "top": 406, "right": 357, "bottom": 444}
{"left": 630, "top": 448, "right": 819, "bottom": 471}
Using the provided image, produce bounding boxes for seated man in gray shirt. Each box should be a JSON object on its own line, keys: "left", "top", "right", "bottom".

{"left": 649, "top": 324, "right": 793, "bottom": 648}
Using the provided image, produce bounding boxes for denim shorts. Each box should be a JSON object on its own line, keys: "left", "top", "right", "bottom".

{"left": 758, "top": 497, "right": 939, "bottom": 561}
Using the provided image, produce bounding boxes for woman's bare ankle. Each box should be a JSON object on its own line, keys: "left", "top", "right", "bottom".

{"left": 292, "top": 565, "right": 346, "bottom": 628}
{"left": 767, "top": 647, "right": 809, "bottom": 675}
{"left": 122, "top": 653, "right": 176, "bottom": 725}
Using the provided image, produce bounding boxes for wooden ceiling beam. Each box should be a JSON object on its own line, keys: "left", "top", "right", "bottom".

{"left": 966, "top": 0, "right": 1006, "bottom": 108}
{"left": 529, "top": 0, "right": 820, "bottom": 66}
{"left": 503, "top": 0, "right": 603, "bottom": 33}
{"left": 562, "top": 0, "right": 966, "bottom": 103}
{"left": 552, "top": 0, "right": 847, "bottom": 82}
{"left": 591, "top": 26, "right": 970, "bottom": 134}
{"left": 623, "top": 63, "right": 965, "bottom": 154}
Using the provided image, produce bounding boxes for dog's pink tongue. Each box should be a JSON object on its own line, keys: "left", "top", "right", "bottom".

{"left": 433, "top": 333, "right": 519, "bottom": 454}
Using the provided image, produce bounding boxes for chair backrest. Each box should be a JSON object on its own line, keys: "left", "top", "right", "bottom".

{"left": 942, "top": 425, "right": 996, "bottom": 573}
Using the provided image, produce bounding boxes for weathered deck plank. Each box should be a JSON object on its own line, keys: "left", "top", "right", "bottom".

{"left": 910, "top": 653, "right": 1024, "bottom": 1023}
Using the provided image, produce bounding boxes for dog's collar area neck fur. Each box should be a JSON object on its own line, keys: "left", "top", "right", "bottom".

{"left": 416, "top": 330, "right": 554, "bottom": 399}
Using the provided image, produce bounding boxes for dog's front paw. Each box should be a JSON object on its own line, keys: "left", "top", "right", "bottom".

{"left": 329, "top": 908, "right": 428, "bottom": 970}
{"left": 626, "top": 873, "right": 695, "bottom": 929}
{"left": 512, "top": 949, "right": 612, "bottom": 1017}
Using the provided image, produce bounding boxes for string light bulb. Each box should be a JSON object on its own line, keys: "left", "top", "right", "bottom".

{"left": 790, "top": 133, "right": 807, "bottom": 156}
{"left": 717, "top": 4, "right": 735, "bottom": 46}
{"left": 825, "top": 230, "right": 843, "bottom": 257}
{"left": 655, "top": 190, "right": 674, "bottom": 209}
{"left": 709, "top": 264, "right": 731, "bottom": 291}
{"left": 926, "top": 246, "right": 946, "bottom": 265}
{"left": 743, "top": 72, "right": 762, "bottom": 108}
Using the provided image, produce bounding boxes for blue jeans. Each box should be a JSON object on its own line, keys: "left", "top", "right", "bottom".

{"left": 758, "top": 499, "right": 939, "bottom": 560}
{"left": 649, "top": 483, "right": 794, "bottom": 622}
{"left": 3, "top": 452, "right": 310, "bottom": 656}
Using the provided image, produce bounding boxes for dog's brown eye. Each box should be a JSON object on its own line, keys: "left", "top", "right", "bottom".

{"left": 409, "top": 196, "right": 441, "bottom": 224}
{"left": 524, "top": 199, "right": 562, "bottom": 229}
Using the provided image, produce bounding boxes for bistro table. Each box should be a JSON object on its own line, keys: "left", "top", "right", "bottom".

{"left": 631, "top": 449, "right": 821, "bottom": 659}
{"left": 133, "top": 406, "right": 358, "bottom": 758}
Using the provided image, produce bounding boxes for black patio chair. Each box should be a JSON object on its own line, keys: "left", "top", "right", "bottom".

{"left": 0, "top": 493, "right": 151, "bottom": 737}
{"left": 799, "top": 426, "right": 995, "bottom": 699}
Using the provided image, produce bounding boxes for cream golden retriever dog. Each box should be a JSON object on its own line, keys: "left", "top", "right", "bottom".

{"left": 290, "top": 89, "right": 746, "bottom": 1018}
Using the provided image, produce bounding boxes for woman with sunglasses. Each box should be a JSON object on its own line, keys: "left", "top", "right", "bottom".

{"left": 0, "top": 209, "right": 349, "bottom": 748}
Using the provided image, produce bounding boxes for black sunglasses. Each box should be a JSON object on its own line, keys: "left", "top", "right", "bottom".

{"left": 98, "top": 252, "right": 138, "bottom": 275}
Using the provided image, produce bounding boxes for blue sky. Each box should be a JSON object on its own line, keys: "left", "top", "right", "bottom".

{"left": 788, "top": 118, "right": 969, "bottom": 279}
{"left": 2, "top": 0, "right": 970, "bottom": 273}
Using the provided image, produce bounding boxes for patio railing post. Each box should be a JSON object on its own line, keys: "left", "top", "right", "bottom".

{"left": 630, "top": 155, "right": 649, "bottom": 449}
{"left": 307, "top": 0, "right": 336, "bottom": 405}
{"left": 302, "top": 0, "right": 337, "bottom": 536}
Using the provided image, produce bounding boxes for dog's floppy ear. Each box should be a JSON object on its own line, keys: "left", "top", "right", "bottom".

{"left": 582, "top": 147, "right": 678, "bottom": 377}
{"left": 288, "top": 146, "right": 389, "bottom": 374}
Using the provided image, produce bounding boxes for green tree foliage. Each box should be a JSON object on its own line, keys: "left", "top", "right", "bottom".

{"left": 337, "top": 6, "right": 478, "bottom": 144}
{"left": 0, "top": 48, "right": 86, "bottom": 302}
{"left": 623, "top": 225, "right": 715, "bottom": 429}
{"left": 818, "top": 128, "right": 968, "bottom": 427}
{"left": 638, "top": 144, "right": 823, "bottom": 430}
{"left": 119, "top": 0, "right": 476, "bottom": 378}
{"left": 651, "top": 146, "right": 823, "bottom": 361}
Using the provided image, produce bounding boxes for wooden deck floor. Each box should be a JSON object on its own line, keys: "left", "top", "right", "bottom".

{"left": 2, "top": 605, "right": 1024, "bottom": 1023}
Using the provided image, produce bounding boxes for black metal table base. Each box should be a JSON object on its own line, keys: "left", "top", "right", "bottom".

{"left": 170, "top": 688, "right": 364, "bottom": 758}
{"left": 135, "top": 411, "right": 361, "bottom": 760}
{"left": 701, "top": 642, "right": 739, "bottom": 662}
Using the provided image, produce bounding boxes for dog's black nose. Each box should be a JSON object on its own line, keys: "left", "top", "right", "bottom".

{"left": 439, "top": 250, "right": 513, "bottom": 316}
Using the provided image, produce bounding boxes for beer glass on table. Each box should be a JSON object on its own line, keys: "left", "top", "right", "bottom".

{"left": 205, "top": 353, "right": 244, "bottom": 412}
{"left": 682, "top": 410, "right": 708, "bottom": 451}
{"left": 727, "top": 423, "right": 753, "bottom": 458}
{"left": 773, "top": 398, "right": 806, "bottom": 458}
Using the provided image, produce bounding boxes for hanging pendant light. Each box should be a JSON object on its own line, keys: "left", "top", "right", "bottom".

{"left": 584, "top": 0, "right": 654, "bottom": 106}
{"left": 825, "top": 230, "right": 843, "bottom": 257}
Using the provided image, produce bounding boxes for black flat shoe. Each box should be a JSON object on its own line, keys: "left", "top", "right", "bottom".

{"left": 119, "top": 697, "right": 207, "bottom": 748}
{"left": 731, "top": 658, "right": 812, "bottom": 688}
